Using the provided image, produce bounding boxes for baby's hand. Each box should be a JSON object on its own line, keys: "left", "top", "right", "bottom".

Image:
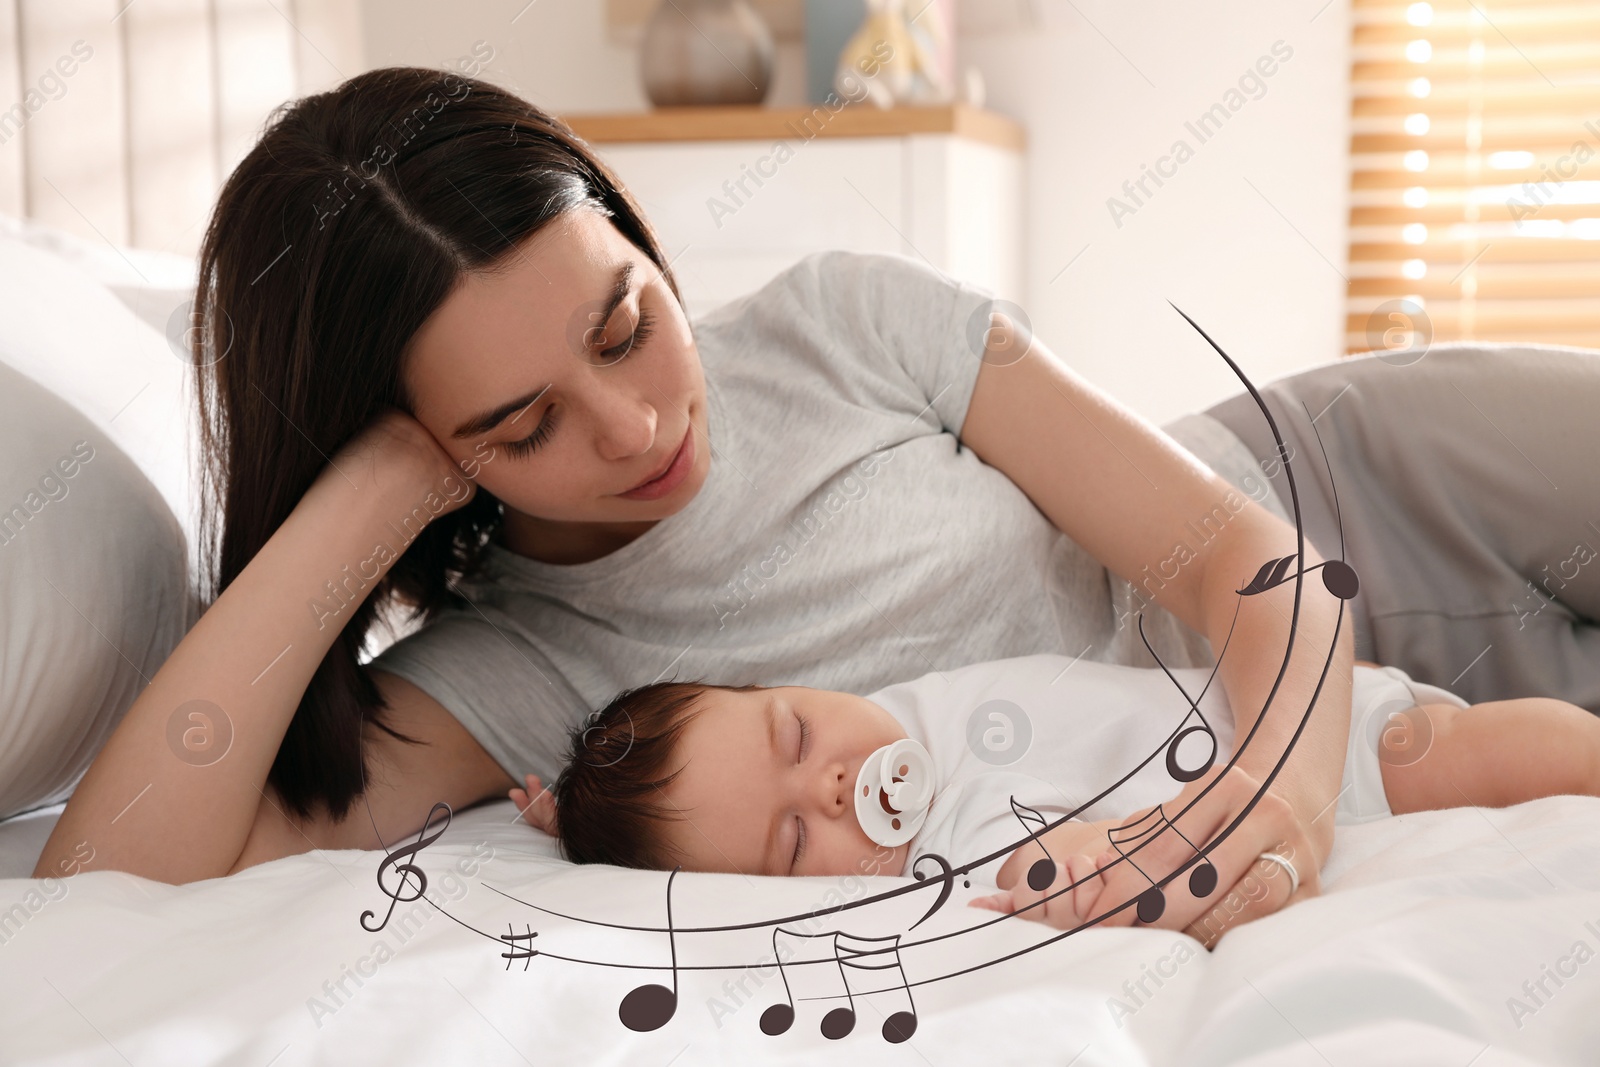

{"left": 509, "top": 773, "right": 559, "bottom": 837}
{"left": 968, "top": 852, "right": 1113, "bottom": 930}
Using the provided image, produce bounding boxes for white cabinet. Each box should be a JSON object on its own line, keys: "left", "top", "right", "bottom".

{"left": 563, "top": 104, "right": 1027, "bottom": 319}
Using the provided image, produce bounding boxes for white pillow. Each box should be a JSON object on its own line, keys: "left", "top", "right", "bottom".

{"left": 0, "top": 212, "right": 197, "bottom": 338}
{"left": 0, "top": 222, "right": 201, "bottom": 823}
{"left": 0, "top": 361, "right": 192, "bottom": 820}
{"left": 0, "top": 227, "right": 201, "bottom": 573}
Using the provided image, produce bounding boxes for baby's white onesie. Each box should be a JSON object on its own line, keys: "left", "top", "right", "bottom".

{"left": 860, "top": 652, "right": 1468, "bottom": 887}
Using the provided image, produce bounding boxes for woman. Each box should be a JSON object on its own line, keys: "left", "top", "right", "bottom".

{"left": 33, "top": 66, "right": 1351, "bottom": 945}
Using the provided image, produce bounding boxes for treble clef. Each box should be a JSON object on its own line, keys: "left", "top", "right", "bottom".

{"left": 361, "top": 801, "right": 454, "bottom": 932}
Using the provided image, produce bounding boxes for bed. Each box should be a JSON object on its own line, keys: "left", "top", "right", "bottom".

{"left": 4, "top": 790, "right": 1598, "bottom": 1065}
{"left": 2, "top": 216, "right": 1598, "bottom": 1066}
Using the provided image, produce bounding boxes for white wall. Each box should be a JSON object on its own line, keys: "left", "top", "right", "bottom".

{"left": 360, "top": 0, "right": 1349, "bottom": 426}
{"left": 959, "top": 0, "right": 1351, "bottom": 425}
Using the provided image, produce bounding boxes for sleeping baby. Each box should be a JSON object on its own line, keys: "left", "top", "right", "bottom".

{"left": 511, "top": 651, "right": 1600, "bottom": 934}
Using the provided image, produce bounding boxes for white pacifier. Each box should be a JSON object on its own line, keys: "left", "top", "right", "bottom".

{"left": 854, "top": 738, "right": 935, "bottom": 847}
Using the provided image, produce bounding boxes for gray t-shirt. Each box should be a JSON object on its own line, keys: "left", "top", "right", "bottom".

{"left": 368, "top": 250, "right": 1286, "bottom": 782}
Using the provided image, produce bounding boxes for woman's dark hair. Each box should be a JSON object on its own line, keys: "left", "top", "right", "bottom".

{"left": 190, "top": 67, "right": 683, "bottom": 823}
{"left": 554, "top": 680, "right": 766, "bottom": 869}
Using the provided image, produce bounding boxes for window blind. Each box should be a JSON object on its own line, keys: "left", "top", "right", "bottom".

{"left": 1349, "top": 0, "right": 1600, "bottom": 354}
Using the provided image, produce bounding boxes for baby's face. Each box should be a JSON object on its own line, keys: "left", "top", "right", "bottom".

{"left": 656, "top": 686, "right": 913, "bottom": 880}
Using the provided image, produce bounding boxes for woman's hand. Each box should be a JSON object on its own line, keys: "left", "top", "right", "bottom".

{"left": 511, "top": 773, "right": 559, "bottom": 837}
{"left": 968, "top": 853, "right": 1113, "bottom": 931}
{"left": 312, "top": 405, "right": 477, "bottom": 516}
{"left": 1085, "top": 763, "right": 1321, "bottom": 950}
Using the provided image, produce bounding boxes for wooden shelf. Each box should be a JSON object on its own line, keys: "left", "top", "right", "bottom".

{"left": 559, "top": 102, "right": 1026, "bottom": 152}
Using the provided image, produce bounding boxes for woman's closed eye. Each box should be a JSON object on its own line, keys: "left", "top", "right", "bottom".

{"left": 597, "top": 305, "right": 655, "bottom": 363}
{"left": 501, "top": 407, "right": 558, "bottom": 458}
{"left": 500, "top": 306, "right": 657, "bottom": 459}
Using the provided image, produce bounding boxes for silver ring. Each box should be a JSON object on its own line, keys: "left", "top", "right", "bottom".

{"left": 1257, "top": 851, "right": 1300, "bottom": 896}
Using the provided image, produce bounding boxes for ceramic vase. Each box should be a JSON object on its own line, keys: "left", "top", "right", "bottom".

{"left": 640, "top": 0, "right": 775, "bottom": 107}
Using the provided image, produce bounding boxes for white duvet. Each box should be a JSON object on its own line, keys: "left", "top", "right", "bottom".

{"left": 2, "top": 793, "right": 1597, "bottom": 1066}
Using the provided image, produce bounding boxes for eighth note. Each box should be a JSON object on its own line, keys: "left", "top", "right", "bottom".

{"left": 1238, "top": 552, "right": 1360, "bottom": 601}
{"left": 760, "top": 927, "right": 918, "bottom": 1043}
{"left": 1105, "top": 806, "right": 1219, "bottom": 923}
{"left": 1008, "top": 797, "right": 1065, "bottom": 892}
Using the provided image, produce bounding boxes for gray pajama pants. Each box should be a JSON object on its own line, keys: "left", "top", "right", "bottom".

{"left": 1203, "top": 342, "right": 1600, "bottom": 715}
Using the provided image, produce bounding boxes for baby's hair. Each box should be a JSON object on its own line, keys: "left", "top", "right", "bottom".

{"left": 551, "top": 678, "right": 767, "bottom": 869}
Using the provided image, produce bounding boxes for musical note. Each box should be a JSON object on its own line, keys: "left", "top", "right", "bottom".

{"left": 1166, "top": 705, "right": 1219, "bottom": 784}
{"left": 1008, "top": 797, "right": 1065, "bottom": 892}
{"left": 1104, "top": 806, "right": 1219, "bottom": 923}
{"left": 1238, "top": 552, "right": 1360, "bottom": 601}
{"left": 761, "top": 928, "right": 919, "bottom": 1043}
{"left": 618, "top": 866, "right": 682, "bottom": 1032}
{"left": 361, "top": 801, "right": 453, "bottom": 933}
{"left": 1130, "top": 610, "right": 1223, "bottom": 787}
{"left": 500, "top": 924, "right": 538, "bottom": 971}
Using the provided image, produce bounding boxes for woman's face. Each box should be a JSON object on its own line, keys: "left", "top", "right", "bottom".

{"left": 403, "top": 205, "right": 710, "bottom": 536}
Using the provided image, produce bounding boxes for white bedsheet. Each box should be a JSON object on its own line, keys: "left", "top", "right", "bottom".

{"left": 1, "top": 794, "right": 1596, "bottom": 1066}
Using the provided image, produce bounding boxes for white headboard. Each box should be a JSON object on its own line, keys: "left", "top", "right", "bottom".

{"left": 0, "top": 0, "right": 362, "bottom": 259}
